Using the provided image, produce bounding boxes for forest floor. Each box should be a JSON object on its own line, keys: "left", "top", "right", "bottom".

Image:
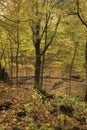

{"left": 0, "top": 71, "right": 87, "bottom": 130}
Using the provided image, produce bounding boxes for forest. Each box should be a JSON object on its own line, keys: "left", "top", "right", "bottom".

{"left": 0, "top": 0, "right": 87, "bottom": 130}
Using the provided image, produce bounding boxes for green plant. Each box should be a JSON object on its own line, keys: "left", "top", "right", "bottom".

{"left": 0, "top": 124, "right": 6, "bottom": 130}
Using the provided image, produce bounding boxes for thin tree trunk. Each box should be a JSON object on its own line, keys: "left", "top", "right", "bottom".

{"left": 8, "top": 36, "right": 14, "bottom": 84}
{"left": 16, "top": 43, "right": 19, "bottom": 85}
{"left": 10, "top": 47, "right": 13, "bottom": 83}
{"left": 84, "top": 32, "right": 87, "bottom": 101}
{"left": 69, "top": 41, "right": 78, "bottom": 96}
{"left": 15, "top": 2, "right": 21, "bottom": 86}
{"left": 16, "top": 20, "right": 20, "bottom": 85}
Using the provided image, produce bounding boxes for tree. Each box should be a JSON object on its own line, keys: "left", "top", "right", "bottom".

{"left": 76, "top": 0, "right": 87, "bottom": 101}
{"left": 0, "top": 0, "right": 29, "bottom": 85}
{"left": 27, "top": 0, "right": 63, "bottom": 90}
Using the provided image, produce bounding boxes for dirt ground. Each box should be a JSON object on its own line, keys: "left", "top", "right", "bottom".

{"left": 0, "top": 68, "right": 87, "bottom": 130}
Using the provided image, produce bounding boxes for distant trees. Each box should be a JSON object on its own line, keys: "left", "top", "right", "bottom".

{"left": 0, "top": 0, "right": 87, "bottom": 100}
{"left": 64, "top": 0, "right": 87, "bottom": 98}
{"left": 0, "top": 0, "right": 66, "bottom": 89}
{"left": 76, "top": 0, "right": 87, "bottom": 100}
{"left": 0, "top": 0, "right": 28, "bottom": 85}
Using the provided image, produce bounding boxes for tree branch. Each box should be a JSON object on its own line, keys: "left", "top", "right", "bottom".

{"left": 41, "top": 15, "right": 61, "bottom": 55}
{"left": 76, "top": 0, "right": 87, "bottom": 26}
{"left": 0, "top": 14, "right": 29, "bottom": 23}
{"left": 40, "top": 13, "right": 51, "bottom": 40}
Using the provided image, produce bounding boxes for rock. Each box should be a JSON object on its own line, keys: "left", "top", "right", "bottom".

{"left": 32, "top": 114, "right": 38, "bottom": 121}
{"left": 37, "top": 89, "right": 54, "bottom": 101}
{"left": 74, "top": 116, "right": 86, "bottom": 125}
{"left": 38, "top": 90, "right": 47, "bottom": 95}
{"left": 55, "top": 126, "right": 62, "bottom": 130}
{"left": 84, "top": 94, "right": 87, "bottom": 101}
{"left": 72, "top": 75, "right": 80, "bottom": 80}
{"left": 58, "top": 96, "right": 63, "bottom": 99}
{"left": 50, "top": 108, "right": 57, "bottom": 116}
{"left": 17, "top": 111, "right": 26, "bottom": 118}
{"left": 0, "top": 101, "right": 12, "bottom": 111}
{"left": 30, "top": 111, "right": 38, "bottom": 121}
{"left": 45, "top": 94, "right": 54, "bottom": 100}
{"left": 37, "top": 124, "right": 41, "bottom": 129}
{"left": 13, "top": 127, "right": 23, "bottom": 130}
{"left": 0, "top": 104, "right": 4, "bottom": 111}
{"left": 80, "top": 117, "right": 86, "bottom": 125}
{"left": 72, "top": 126, "right": 80, "bottom": 130}
{"left": 60, "top": 105, "right": 74, "bottom": 116}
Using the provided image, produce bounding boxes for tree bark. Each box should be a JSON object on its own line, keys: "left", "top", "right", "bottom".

{"left": 15, "top": 19, "right": 20, "bottom": 86}
{"left": 34, "top": 42, "right": 41, "bottom": 89}
{"left": 84, "top": 33, "right": 87, "bottom": 100}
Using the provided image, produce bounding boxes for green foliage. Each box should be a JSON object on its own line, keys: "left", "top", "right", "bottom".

{"left": 0, "top": 124, "right": 6, "bottom": 130}
{"left": 0, "top": 0, "right": 86, "bottom": 77}
{"left": 22, "top": 91, "right": 87, "bottom": 129}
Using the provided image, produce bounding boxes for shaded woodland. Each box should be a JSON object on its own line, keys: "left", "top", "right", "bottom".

{"left": 0, "top": 0, "right": 87, "bottom": 130}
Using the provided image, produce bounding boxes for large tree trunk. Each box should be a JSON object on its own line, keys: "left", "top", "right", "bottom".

{"left": 34, "top": 42, "right": 41, "bottom": 89}
{"left": 84, "top": 35, "right": 87, "bottom": 101}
